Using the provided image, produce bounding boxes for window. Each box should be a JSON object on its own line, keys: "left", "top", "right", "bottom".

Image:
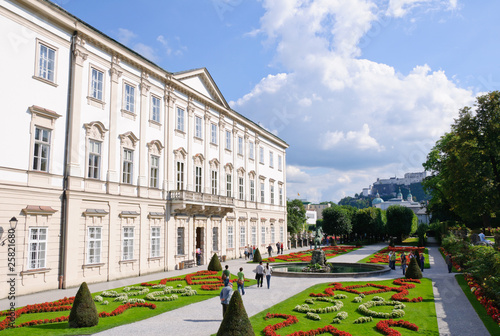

{"left": 260, "top": 182, "right": 265, "bottom": 203}
{"left": 238, "top": 136, "right": 243, "bottom": 155}
{"left": 195, "top": 116, "right": 202, "bottom": 138}
{"left": 176, "top": 161, "right": 184, "bottom": 190}
{"left": 177, "top": 227, "right": 185, "bottom": 255}
{"left": 270, "top": 184, "right": 275, "bottom": 204}
{"left": 33, "top": 127, "right": 51, "bottom": 172}
{"left": 226, "top": 174, "right": 232, "bottom": 197}
{"left": 211, "top": 170, "right": 218, "bottom": 195}
{"left": 259, "top": 147, "right": 264, "bottom": 164}
{"left": 251, "top": 226, "right": 257, "bottom": 245}
{"left": 249, "top": 142, "right": 254, "bottom": 159}
{"left": 87, "top": 227, "right": 101, "bottom": 264}
{"left": 151, "top": 227, "right": 160, "bottom": 258}
{"left": 278, "top": 155, "right": 283, "bottom": 171}
{"left": 211, "top": 123, "right": 217, "bottom": 144}
{"left": 271, "top": 226, "right": 275, "bottom": 243}
{"left": 195, "top": 166, "right": 203, "bottom": 193}
{"left": 176, "top": 107, "right": 184, "bottom": 132}
{"left": 28, "top": 228, "right": 47, "bottom": 269}
{"left": 122, "top": 149, "right": 133, "bottom": 184}
{"left": 269, "top": 151, "right": 274, "bottom": 168}
{"left": 239, "top": 177, "right": 244, "bottom": 200}
{"left": 122, "top": 227, "right": 134, "bottom": 260}
{"left": 226, "top": 226, "right": 232, "bottom": 249}
{"left": 240, "top": 226, "right": 246, "bottom": 247}
{"left": 150, "top": 155, "right": 159, "bottom": 188}
{"left": 279, "top": 186, "right": 283, "bottom": 206}
{"left": 250, "top": 179, "right": 255, "bottom": 202}
{"left": 124, "top": 83, "right": 135, "bottom": 113}
{"left": 37, "top": 42, "right": 56, "bottom": 82}
{"left": 213, "top": 227, "right": 220, "bottom": 250}
{"left": 261, "top": 226, "right": 266, "bottom": 245}
{"left": 280, "top": 226, "right": 284, "bottom": 243}
{"left": 225, "top": 130, "right": 231, "bottom": 150}
{"left": 88, "top": 140, "right": 101, "bottom": 179}
{"left": 151, "top": 96, "right": 161, "bottom": 123}
{"left": 90, "top": 68, "right": 104, "bottom": 101}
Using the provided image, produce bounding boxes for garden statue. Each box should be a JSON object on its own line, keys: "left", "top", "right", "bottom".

{"left": 314, "top": 226, "right": 323, "bottom": 250}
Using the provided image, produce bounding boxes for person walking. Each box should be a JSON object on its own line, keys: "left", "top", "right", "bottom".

{"left": 219, "top": 282, "right": 233, "bottom": 317}
{"left": 280, "top": 242, "right": 284, "bottom": 254}
{"left": 388, "top": 251, "right": 393, "bottom": 270}
{"left": 445, "top": 254, "right": 453, "bottom": 273}
{"left": 222, "top": 265, "right": 230, "bottom": 286}
{"left": 264, "top": 262, "right": 273, "bottom": 289}
{"left": 248, "top": 246, "right": 253, "bottom": 260}
{"left": 420, "top": 253, "right": 425, "bottom": 272}
{"left": 401, "top": 252, "right": 407, "bottom": 276}
{"left": 390, "top": 251, "right": 397, "bottom": 270}
{"left": 244, "top": 246, "right": 248, "bottom": 260}
{"left": 276, "top": 242, "right": 280, "bottom": 254}
{"left": 255, "top": 261, "right": 264, "bottom": 287}
{"left": 267, "top": 244, "right": 273, "bottom": 257}
{"left": 237, "top": 267, "right": 245, "bottom": 295}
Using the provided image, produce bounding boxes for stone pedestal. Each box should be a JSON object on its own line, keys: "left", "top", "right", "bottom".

{"left": 311, "top": 249, "right": 327, "bottom": 266}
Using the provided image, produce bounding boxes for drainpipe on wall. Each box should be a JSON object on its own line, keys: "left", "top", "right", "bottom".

{"left": 58, "top": 31, "right": 77, "bottom": 289}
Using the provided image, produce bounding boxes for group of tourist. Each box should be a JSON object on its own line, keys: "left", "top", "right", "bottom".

{"left": 219, "top": 261, "right": 274, "bottom": 317}
{"left": 243, "top": 242, "right": 285, "bottom": 260}
{"left": 387, "top": 250, "right": 425, "bottom": 275}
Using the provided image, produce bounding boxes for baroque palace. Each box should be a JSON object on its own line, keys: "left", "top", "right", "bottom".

{"left": 0, "top": 0, "right": 288, "bottom": 298}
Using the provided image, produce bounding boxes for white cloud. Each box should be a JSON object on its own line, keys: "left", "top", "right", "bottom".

{"left": 134, "top": 43, "right": 159, "bottom": 62}
{"left": 235, "top": 0, "right": 474, "bottom": 202}
{"left": 116, "top": 28, "right": 137, "bottom": 45}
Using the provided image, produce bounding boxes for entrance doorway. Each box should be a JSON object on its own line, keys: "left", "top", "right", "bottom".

{"left": 196, "top": 227, "right": 204, "bottom": 265}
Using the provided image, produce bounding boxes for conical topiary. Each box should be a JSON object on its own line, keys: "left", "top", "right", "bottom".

{"left": 208, "top": 253, "right": 223, "bottom": 271}
{"left": 69, "top": 282, "right": 99, "bottom": 328}
{"left": 405, "top": 257, "right": 423, "bottom": 279}
{"left": 216, "top": 290, "right": 255, "bottom": 336}
{"left": 252, "top": 248, "right": 262, "bottom": 263}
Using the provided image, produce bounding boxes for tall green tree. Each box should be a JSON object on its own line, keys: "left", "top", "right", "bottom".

{"left": 352, "top": 207, "right": 385, "bottom": 240}
{"left": 423, "top": 91, "right": 500, "bottom": 228}
{"left": 287, "top": 199, "right": 306, "bottom": 233}
{"left": 322, "top": 206, "right": 352, "bottom": 238}
{"left": 386, "top": 205, "right": 416, "bottom": 243}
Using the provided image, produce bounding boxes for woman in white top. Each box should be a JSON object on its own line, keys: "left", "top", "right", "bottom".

{"left": 265, "top": 262, "right": 273, "bottom": 289}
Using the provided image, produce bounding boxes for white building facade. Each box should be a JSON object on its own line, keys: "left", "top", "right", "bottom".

{"left": 0, "top": 0, "right": 288, "bottom": 298}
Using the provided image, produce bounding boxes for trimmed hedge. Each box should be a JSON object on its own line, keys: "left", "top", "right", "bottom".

{"left": 208, "top": 253, "right": 222, "bottom": 272}
{"left": 69, "top": 282, "right": 99, "bottom": 328}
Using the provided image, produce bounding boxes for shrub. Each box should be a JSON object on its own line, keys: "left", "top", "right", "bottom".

{"left": 217, "top": 291, "right": 254, "bottom": 336}
{"left": 69, "top": 282, "right": 99, "bottom": 328}
{"left": 253, "top": 248, "right": 262, "bottom": 263}
{"left": 208, "top": 253, "right": 222, "bottom": 271}
{"left": 405, "top": 257, "right": 422, "bottom": 279}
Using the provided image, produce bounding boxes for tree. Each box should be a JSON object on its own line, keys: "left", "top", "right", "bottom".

{"left": 322, "top": 206, "right": 352, "bottom": 239}
{"left": 423, "top": 91, "right": 500, "bottom": 228}
{"left": 287, "top": 199, "right": 306, "bottom": 233}
{"left": 405, "top": 257, "right": 422, "bottom": 279}
{"left": 253, "top": 248, "right": 262, "bottom": 263}
{"left": 352, "top": 207, "right": 385, "bottom": 241}
{"left": 208, "top": 253, "right": 222, "bottom": 271}
{"left": 217, "top": 291, "right": 254, "bottom": 336}
{"left": 386, "top": 205, "right": 416, "bottom": 243}
{"left": 68, "top": 282, "right": 99, "bottom": 328}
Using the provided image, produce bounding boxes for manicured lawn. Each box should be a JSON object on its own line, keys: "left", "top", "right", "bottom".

{"left": 0, "top": 270, "right": 256, "bottom": 335}
{"left": 254, "top": 245, "right": 360, "bottom": 264}
{"left": 401, "top": 237, "right": 419, "bottom": 246}
{"left": 358, "top": 246, "right": 430, "bottom": 269}
{"left": 455, "top": 274, "right": 499, "bottom": 336}
{"left": 249, "top": 277, "right": 438, "bottom": 335}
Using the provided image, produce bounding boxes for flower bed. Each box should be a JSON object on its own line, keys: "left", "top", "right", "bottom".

{"left": 262, "top": 246, "right": 359, "bottom": 263}
{"left": 251, "top": 278, "right": 436, "bottom": 335}
{"left": 363, "top": 246, "right": 428, "bottom": 267}
{"left": 464, "top": 274, "right": 500, "bottom": 325}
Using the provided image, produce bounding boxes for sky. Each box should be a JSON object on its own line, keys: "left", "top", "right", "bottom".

{"left": 56, "top": 0, "right": 500, "bottom": 203}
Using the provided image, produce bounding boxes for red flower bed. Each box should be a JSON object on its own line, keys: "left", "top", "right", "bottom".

{"left": 141, "top": 276, "right": 186, "bottom": 286}
{"left": 308, "top": 279, "right": 423, "bottom": 302}
{"left": 464, "top": 273, "right": 500, "bottom": 325}
{"left": 263, "top": 313, "right": 352, "bottom": 336}
{"left": 376, "top": 319, "right": 419, "bottom": 336}
{"left": 262, "top": 246, "right": 358, "bottom": 263}
{"left": 98, "top": 302, "right": 156, "bottom": 317}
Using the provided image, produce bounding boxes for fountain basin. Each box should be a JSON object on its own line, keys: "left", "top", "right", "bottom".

{"left": 271, "top": 262, "right": 390, "bottom": 278}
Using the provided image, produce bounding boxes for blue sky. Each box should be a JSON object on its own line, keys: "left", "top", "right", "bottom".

{"left": 58, "top": 0, "right": 500, "bottom": 203}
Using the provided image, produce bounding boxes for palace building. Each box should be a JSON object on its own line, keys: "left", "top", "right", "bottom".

{"left": 0, "top": 0, "right": 288, "bottom": 298}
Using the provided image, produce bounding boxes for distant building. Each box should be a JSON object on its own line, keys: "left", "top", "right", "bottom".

{"left": 304, "top": 203, "right": 332, "bottom": 220}
{"left": 306, "top": 210, "right": 317, "bottom": 225}
{"left": 372, "top": 188, "right": 430, "bottom": 224}
{"left": 370, "top": 172, "right": 427, "bottom": 199}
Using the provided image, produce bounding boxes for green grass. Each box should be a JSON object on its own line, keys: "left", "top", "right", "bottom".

{"left": 401, "top": 237, "right": 419, "bottom": 246}
{"left": 0, "top": 271, "right": 257, "bottom": 335}
{"left": 455, "top": 274, "right": 499, "bottom": 336}
{"left": 249, "top": 278, "right": 438, "bottom": 335}
{"left": 357, "top": 247, "right": 430, "bottom": 269}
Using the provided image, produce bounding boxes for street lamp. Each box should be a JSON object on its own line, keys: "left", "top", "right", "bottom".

{"left": 0, "top": 217, "right": 17, "bottom": 246}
